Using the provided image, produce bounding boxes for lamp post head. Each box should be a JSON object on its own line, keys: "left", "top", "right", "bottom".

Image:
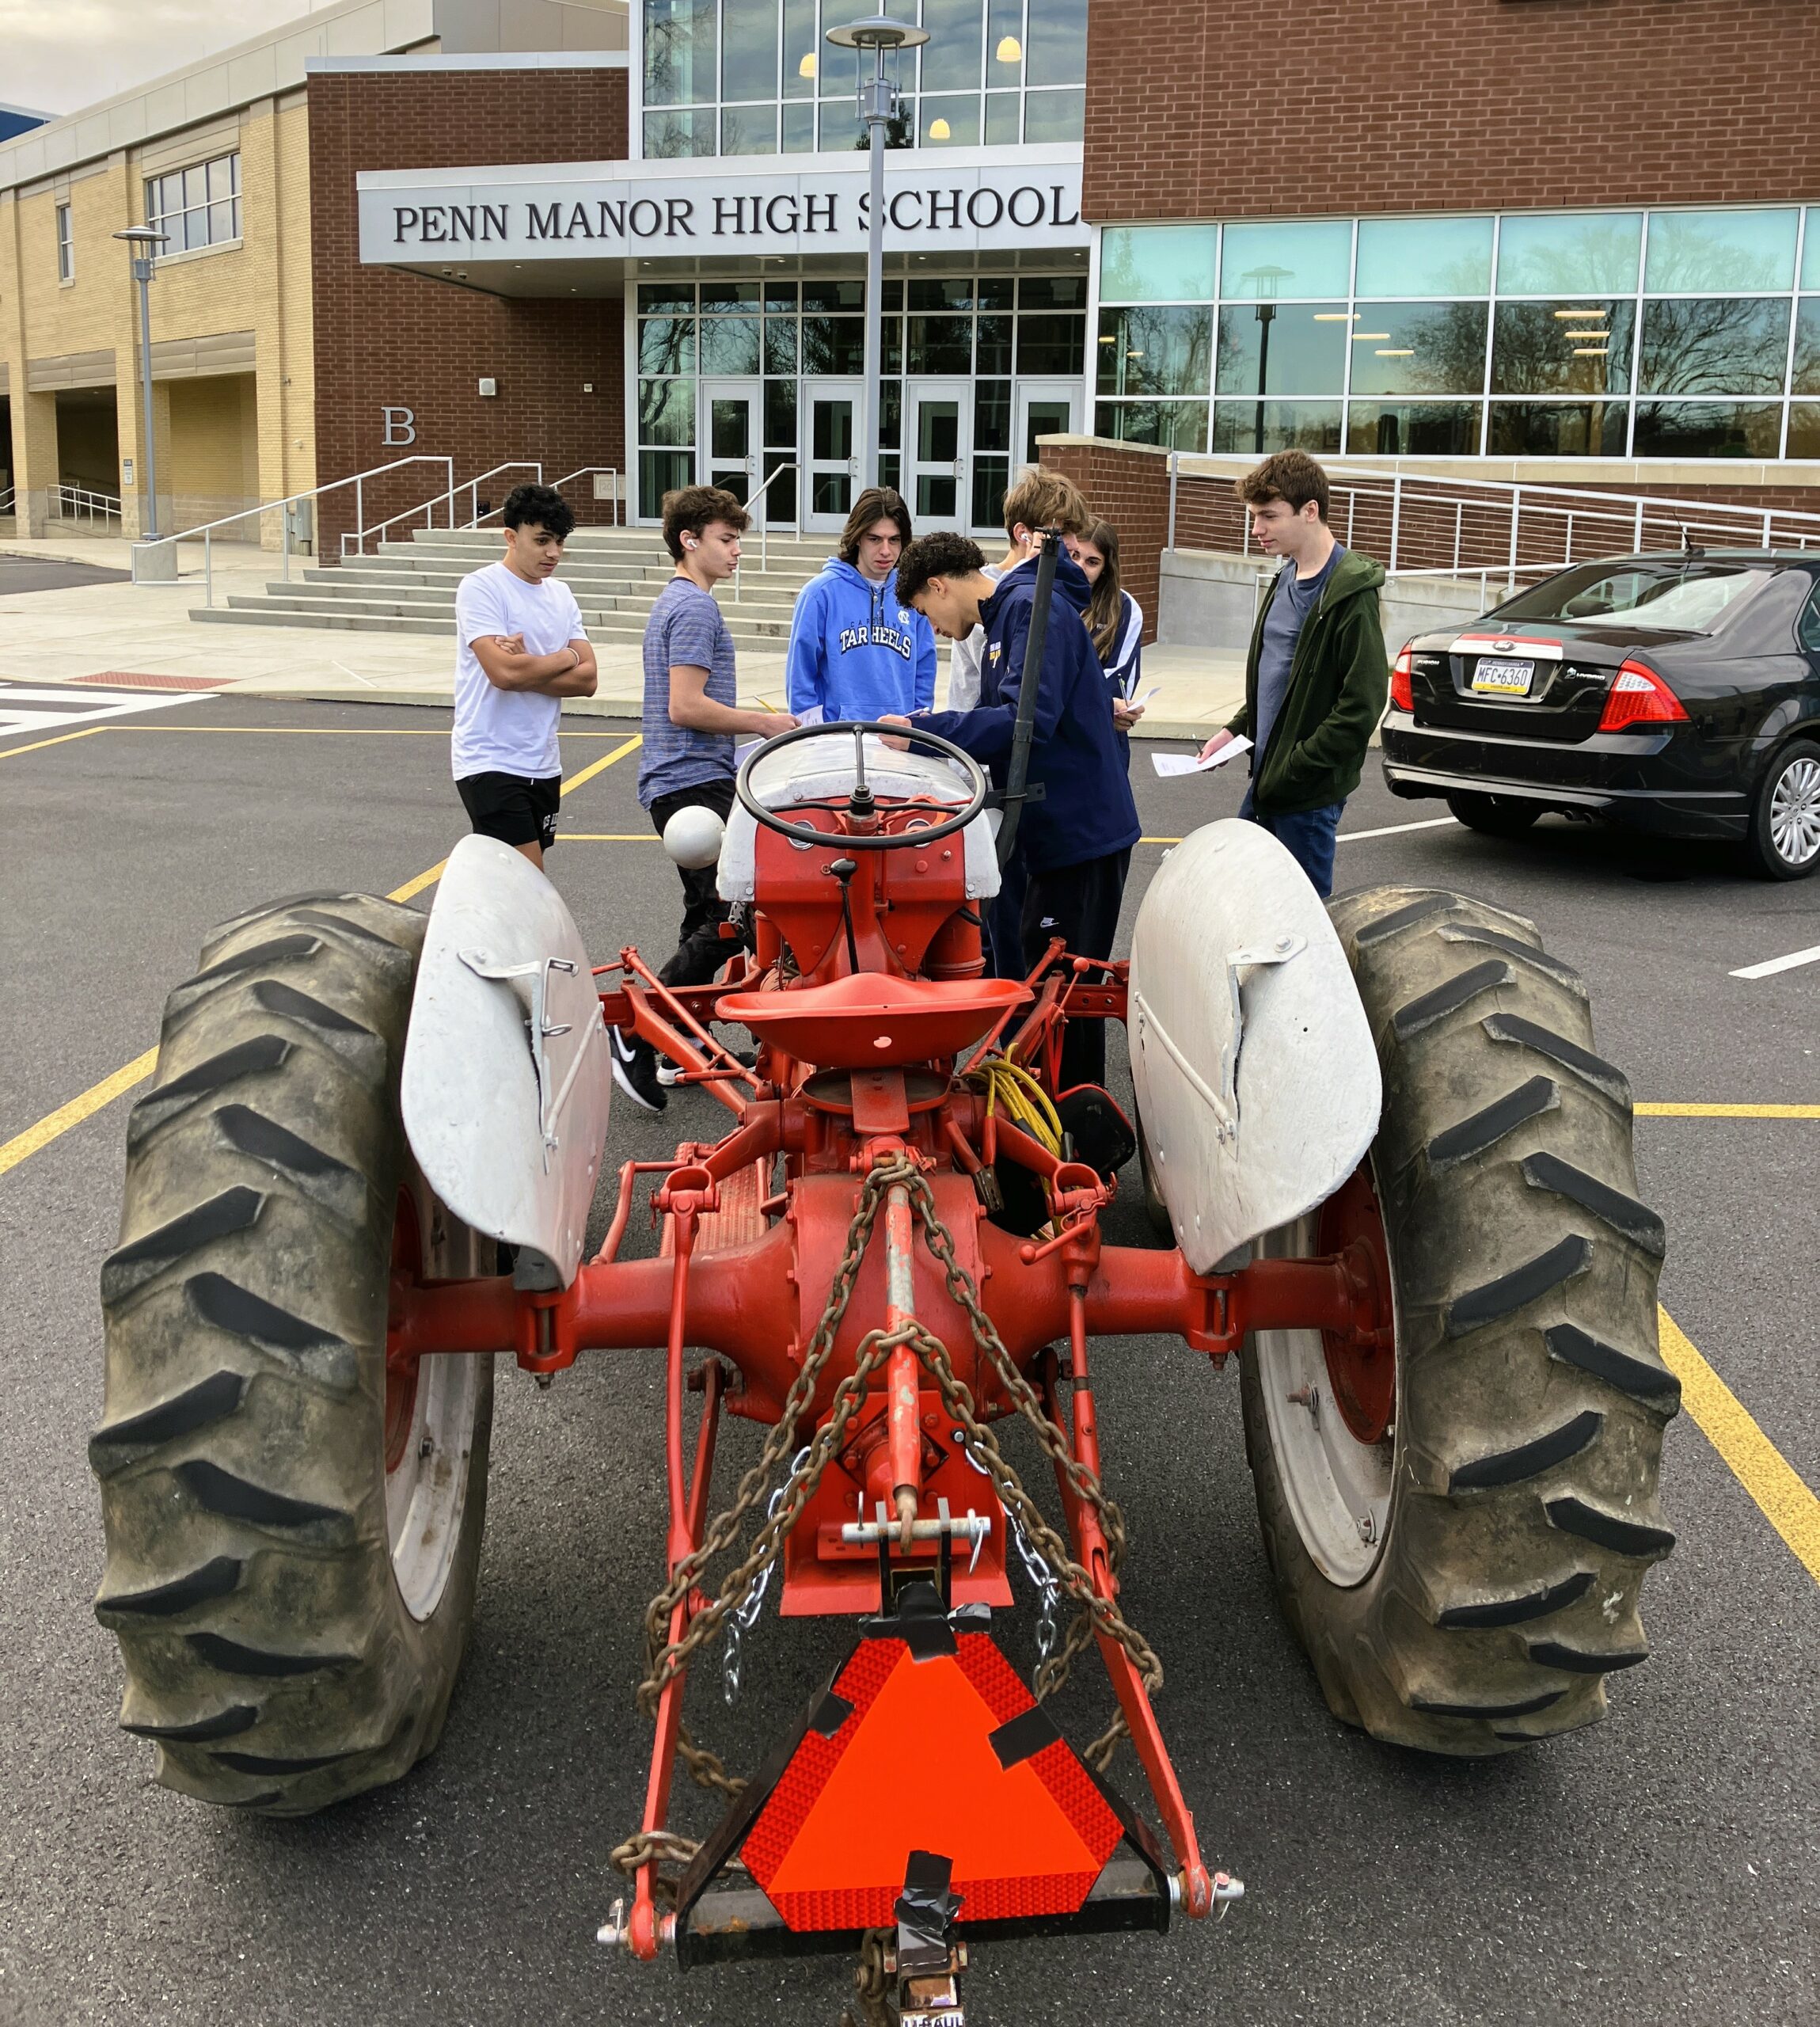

{"left": 825, "top": 11, "right": 929, "bottom": 50}
{"left": 113, "top": 226, "right": 170, "bottom": 245}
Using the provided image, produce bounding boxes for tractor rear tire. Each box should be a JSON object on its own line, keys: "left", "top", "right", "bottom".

{"left": 93, "top": 894, "right": 493, "bottom": 1814}
{"left": 1239, "top": 886, "right": 1678, "bottom": 1755}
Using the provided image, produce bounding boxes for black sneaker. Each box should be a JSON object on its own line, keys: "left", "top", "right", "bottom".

{"left": 609, "top": 1025, "right": 667, "bottom": 1113}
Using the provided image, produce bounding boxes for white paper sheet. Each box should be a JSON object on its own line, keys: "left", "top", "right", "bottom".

{"left": 1150, "top": 736, "right": 1252, "bottom": 778}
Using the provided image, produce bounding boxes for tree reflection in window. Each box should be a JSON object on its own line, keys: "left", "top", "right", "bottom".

{"left": 1638, "top": 299, "right": 1792, "bottom": 396}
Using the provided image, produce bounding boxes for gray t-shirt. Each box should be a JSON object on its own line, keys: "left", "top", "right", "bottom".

{"left": 639, "top": 576, "right": 737, "bottom": 808}
{"left": 1255, "top": 544, "right": 1343, "bottom": 763}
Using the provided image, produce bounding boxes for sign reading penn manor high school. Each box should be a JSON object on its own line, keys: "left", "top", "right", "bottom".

{"left": 357, "top": 146, "right": 1085, "bottom": 269}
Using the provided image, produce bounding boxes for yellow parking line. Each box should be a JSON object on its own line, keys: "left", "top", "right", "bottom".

{"left": 1659, "top": 1307, "right": 1820, "bottom": 1584}
{"left": 1637, "top": 1102, "right": 1820, "bottom": 1119}
{"left": 0, "top": 734, "right": 641, "bottom": 1182}
{"left": 0, "top": 724, "right": 111, "bottom": 760}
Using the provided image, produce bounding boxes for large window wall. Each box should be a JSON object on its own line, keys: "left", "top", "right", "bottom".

{"left": 634, "top": 272, "right": 1086, "bottom": 520}
{"left": 640, "top": 0, "right": 1085, "bottom": 158}
{"left": 1096, "top": 208, "right": 1820, "bottom": 462}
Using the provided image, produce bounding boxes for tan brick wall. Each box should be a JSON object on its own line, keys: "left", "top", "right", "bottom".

{"left": 1084, "top": 0, "right": 1820, "bottom": 222}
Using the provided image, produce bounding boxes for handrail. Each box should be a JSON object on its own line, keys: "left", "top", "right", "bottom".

{"left": 53, "top": 484, "right": 123, "bottom": 527}
{"left": 130, "top": 454, "right": 455, "bottom": 603}
{"left": 744, "top": 461, "right": 799, "bottom": 591}
{"left": 545, "top": 466, "right": 624, "bottom": 527}
{"left": 0, "top": 483, "right": 17, "bottom": 516}
{"left": 356, "top": 461, "right": 541, "bottom": 547}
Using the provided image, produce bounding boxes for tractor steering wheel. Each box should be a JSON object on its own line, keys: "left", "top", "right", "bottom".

{"left": 735, "top": 720, "right": 989, "bottom": 852}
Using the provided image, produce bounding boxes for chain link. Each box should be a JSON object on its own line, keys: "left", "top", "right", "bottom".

{"left": 724, "top": 1448, "right": 806, "bottom": 1706}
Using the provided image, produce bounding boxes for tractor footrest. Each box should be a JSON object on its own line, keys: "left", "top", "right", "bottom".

{"left": 677, "top": 1857, "right": 1169, "bottom": 1968}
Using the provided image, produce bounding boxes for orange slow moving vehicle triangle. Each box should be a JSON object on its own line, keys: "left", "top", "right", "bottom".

{"left": 742, "top": 1627, "right": 1123, "bottom": 1931}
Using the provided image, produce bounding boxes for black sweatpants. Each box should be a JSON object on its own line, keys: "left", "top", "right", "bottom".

{"left": 647, "top": 775, "right": 739, "bottom": 988}
{"left": 1020, "top": 845, "right": 1132, "bottom": 1091}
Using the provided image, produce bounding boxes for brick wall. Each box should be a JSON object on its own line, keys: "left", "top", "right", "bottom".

{"left": 307, "top": 68, "right": 629, "bottom": 558}
{"left": 1084, "top": 1, "right": 1820, "bottom": 221}
{"left": 1038, "top": 436, "right": 1172, "bottom": 641}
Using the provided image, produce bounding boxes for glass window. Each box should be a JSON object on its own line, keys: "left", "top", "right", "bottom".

{"left": 1211, "top": 401, "right": 1343, "bottom": 454}
{"left": 55, "top": 203, "right": 72, "bottom": 282}
{"left": 1501, "top": 561, "right": 1776, "bottom": 629}
{"left": 1345, "top": 403, "right": 1482, "bottom": 457}
{"left": 701, "top": 280, "right": 761, "bottom": 311}
{"left": 644, "top": 0, "right": 715, "bottom": 106}
{"left": 1355, "top": 215, "right": 1492, "bottom": 299}
{"left": 1788, "top": 405, "right": 1820, "bottom": 458}
{"left": 723, "top": 0, "right": 779, "bottom": 100}
{"left": 639, "top": 317, "right": 697, "bottom": 374}
{"left": 909, "top": 314, "right": 973, "bottom": 373}
{"left": 722, "top": 105, "right": 777, "bottom": 153}
{"left": 921, "top": 96, "right": 979, "bottom": 145}
{"left": 1792, "top": 299, "right": 1820, "bottom": 395}
{"left": 1631, "top": 401, "right": 1784, "bottom": 459}
{"left": 1346, "top": 302, "right": 1489, "bottom": 397}
{"left": 1020, "top": 276, "right": 1084, "bottom": 309}
{"left": 782, "top": 100, "right": 816, "bottom": 150}
{"left": 1022, "top": 89, "right": 1083, "bottom": 143}
{"left": 1099, "top": 225, "right": 1217, "bottom": 305}
{"left": 764, "top": 378, "right": 797, "bottom": 447}
{"left": 644, "top": 109, "right": 716, "bottom": 155}
{"left": 764, "top": 317, "right": 798, "bottom": 375}
{"left": 974, "top": 379, "right": 1012, "bottom": 453}
{"left": 1805, "top": 212, "right": 1820, "bottom": 291}
{"left": 910, "top": 278, "right": 975, "bottom": 311}
{"left": 1487, "top": 402, "right": 1629, "bottom": 458}
{"left": 975, "top": 314, "right": 1012, "bottom": 374}
{"left": 988, "top": 0, "right": 1023, "bottom": 79}
{"left": 1094, "top": 400, "right": 1210, "bottom": 451}
{"left": 784, "top": 0, "right": 817, "bottom": 93}
{"left": 818, "top": 101, "right": 864, "bottom": 149}
{"left": 1491, "top": 301, "right": 1633, "bottom": 396}
{"left": 921, "top": 0, "right": 983, "bottom": 93}
{"left": 1495, "top": 211, "right": 1641, "bottom": 295}
{"left": 1220, "top": 219, "right": 1351, "bottom": 300}
{"left": 1027, "top": 0, "right": 1086, "bottom": 84}
{"left": 973, "top": 461, "right": 1010, "bottom": 529}
{"left": 699, "top": 315, "right": 761, "bottom": 374}
{"left": 1638, "top": 298, "right": 1791, "bottom": 396}
{"left": 1016, "top": 313, "right": 1085, "bottom": 374}
{"left": 145, "top": 151, "right": 241, "bottom": 256}
{"left": 1096, "top": 306, "right": 1212, "bottom": 397}
{"left": 984, "top": 92, "right": 1020, "bottom": 145}
{"left": 803, "top": 280, "right": 864, "bottom": 311}
{"left": 638, "top": 378, "right": 695, "bottom": 446}
{"left": 976, "top": 276, "right": 1015, "bottom": 310}
{"left": 639, "top": 283, "right": 695, "bottom": 314}
{"left": 802, "top": 317, "right": 865, "bottom": 375}
{"left": 640, "top": 451, "right": 694, "bottom": 519}
{"left": 1645, "top": 209, "right": 1798, "bottom": 293}
{"left": 1216, "top": 303, "right": 1348, "bottom": 397}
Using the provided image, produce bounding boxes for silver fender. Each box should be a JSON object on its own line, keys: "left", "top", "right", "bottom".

{"left": 1127, "top": 820, "right": 1381, "bottom": 1273}
{"left": 401, "top": 834, "right": 610, "bottom": 1287}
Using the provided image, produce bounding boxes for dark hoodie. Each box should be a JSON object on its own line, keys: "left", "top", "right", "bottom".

{"left": 920, "top": 552, "right": 1140, "bottom": 873}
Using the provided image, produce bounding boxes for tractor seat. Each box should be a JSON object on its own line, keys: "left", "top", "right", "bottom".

{"left": 716, "top": 972, "right": 1031, "bottom": 1071}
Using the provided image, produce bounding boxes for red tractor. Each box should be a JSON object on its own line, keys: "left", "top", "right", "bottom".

{"left": 93, "top": 717, "right": 1676, "bottom": 2021}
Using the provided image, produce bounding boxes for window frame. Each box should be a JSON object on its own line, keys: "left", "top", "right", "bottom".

{"left": 55, "top": 201, "right": 74, "bottom": 283}
{"left": 144, "top": 150, "right": 242, "bottom": 260}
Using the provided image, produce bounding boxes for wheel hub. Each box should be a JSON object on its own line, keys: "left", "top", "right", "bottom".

{"left": 1317, "top": 1166, "right": 1396, "bottom": 1445}
{"left": 1770, "top": 756, "right": 1820, "bottom": 868}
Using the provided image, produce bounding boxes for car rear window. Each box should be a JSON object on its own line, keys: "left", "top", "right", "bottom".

{"left": 1494, "top": 561, "right": 1776, "bottom": 633}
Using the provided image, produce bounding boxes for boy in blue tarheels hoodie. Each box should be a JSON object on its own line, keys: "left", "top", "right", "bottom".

{"left": 784, "top": 487, "right": 937, "bottom": 722}
{"left": 887, "top": 523, "right": 1141, "bottom": 1093}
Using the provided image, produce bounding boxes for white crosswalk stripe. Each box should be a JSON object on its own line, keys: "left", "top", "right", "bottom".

{"left": 0, "top": 682, "right": 208, "bottom": 737}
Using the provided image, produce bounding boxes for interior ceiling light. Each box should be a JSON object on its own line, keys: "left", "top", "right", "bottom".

{"left": 1312, "top": 312, "right": 1356, "bottom": 321}
{"left": 995, "top": 34, "right": 1022, "bottom": 61}
{"left": 1374, "top": 348, "right": 1413, "bottom": 356}
{"left": 1572, "top": 347, "right": 1610, "bottom": 356}
{"left": 1351, "top": 331, "right": 1391, "bottom": 341}
{"left": 929, "top": 117, "right": 950, "bottom": 139}
{"left": 1567, "top": 330, "right": 1611, "bottom": 340}
{"left": 1098, "top": 333, "right": 1117, "bottom": 342}
{"left": 1554, "top": 307, "right": 1604, "bottom": 319}
{"left": 799, "top": 52, "right": 817, "bottom": 78}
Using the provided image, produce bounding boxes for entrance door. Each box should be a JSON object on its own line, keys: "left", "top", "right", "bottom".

{"left": 1014, "top": 381, "right": 1081, "bottom": 471}
{"left": 904, "top": 379, "right": 971, "bottom": 534}
{"left": 700, "top": 378, "right": 762, "bottom": 504}
{"left": 804, "top": 380, "right": 863, "bottom": 534}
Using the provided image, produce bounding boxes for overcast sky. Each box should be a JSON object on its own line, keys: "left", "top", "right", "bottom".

{"left": 2, "top": 0, "right": 332, "bottom": 116}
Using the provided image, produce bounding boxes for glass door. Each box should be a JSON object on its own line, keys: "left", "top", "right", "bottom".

{"left": 804, "top": 379, "right": 862, "bottom": 534}
{"left": 1014, "top": 381, "right": 1081, "bottom": 470}
{"left": 904, "top": 379, "right": 971, "bottom": 534}
{"left": 699, "top": 378, "right": 762, "bottom": 504}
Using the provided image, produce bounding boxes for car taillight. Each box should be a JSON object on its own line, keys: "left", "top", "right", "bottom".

{"left": 1598, "top": 659, "right": 1690, "bottom": 732}
{"left": 1389, "top": 645, "right": 1414, "bottom": 713}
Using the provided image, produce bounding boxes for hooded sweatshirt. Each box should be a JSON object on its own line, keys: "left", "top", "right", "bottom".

{"left": 919, "top": 551, "right": 1140, "bottom": 874}
{"left": 784, "top": 559, "right": 937, "bottom": 721}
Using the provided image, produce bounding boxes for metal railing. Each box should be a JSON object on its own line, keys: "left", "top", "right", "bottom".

{"left": 742, "top": 462, "right": 799, "bottom": 592}
{"left": 130, "top": 454, "right": 457, "bottom": 603}
{"left": 52, "top": 484, "right": 123, "bottom": 529}
{"left": 0, "top": 483, "right": 14, "bottom": 517}
{"left": 547, "top": 466, "right": 624, "bottom": 527}
{"left": 1165, "top": 453, "right": 1820, "bottom": 595}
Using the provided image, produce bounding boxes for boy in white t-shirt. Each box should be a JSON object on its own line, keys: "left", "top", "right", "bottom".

{"left": 452, "top": 484, "right": 598, "bottom": 867}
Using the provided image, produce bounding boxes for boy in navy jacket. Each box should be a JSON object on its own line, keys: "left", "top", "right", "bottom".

{"left": 785, "top": 486, "right": 937, "bottom": 721}
{"left": 888, "top": 531, "right": 1140, "bottom": 1090}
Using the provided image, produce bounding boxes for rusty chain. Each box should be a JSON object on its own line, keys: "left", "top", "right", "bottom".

{"left": 610, "top": 1143, "right": 1162, "bottom": 1901}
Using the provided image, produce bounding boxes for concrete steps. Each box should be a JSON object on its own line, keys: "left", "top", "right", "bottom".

{"left": 194, "top": 522, "right": 835, "bottom": 637}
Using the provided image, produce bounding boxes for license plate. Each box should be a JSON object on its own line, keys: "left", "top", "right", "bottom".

{"left": 1472, "top": 657, "right": 1536, "bottom": 696}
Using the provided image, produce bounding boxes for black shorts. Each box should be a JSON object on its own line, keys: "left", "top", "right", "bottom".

{"left": 457, "top": 770, "right": 560, "bottom": 851}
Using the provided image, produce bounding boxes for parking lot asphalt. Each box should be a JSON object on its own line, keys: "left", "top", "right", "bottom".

{"left": 1, "top": 693, "right": 1815, "bottom": 2027}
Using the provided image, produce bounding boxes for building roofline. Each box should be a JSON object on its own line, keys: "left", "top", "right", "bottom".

{"left": 308, "top": 52, "right": 628, "bottom": 73}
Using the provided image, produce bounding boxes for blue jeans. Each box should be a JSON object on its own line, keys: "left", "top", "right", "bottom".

{"left": 1239, "top": 788, "right": 1346, "bottom": 899}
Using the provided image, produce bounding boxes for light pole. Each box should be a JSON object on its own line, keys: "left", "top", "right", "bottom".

{"left": 826, "top": 10, "right": 926, "bottom": 495}
{"left": 1241, "top": 264, "right": 1293, "bottom": 458}
{"left": 114, "top": 225, "right": 169, "bottom": 541}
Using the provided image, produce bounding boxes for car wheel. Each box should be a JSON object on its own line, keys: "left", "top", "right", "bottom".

{"left": 1746, "top": 739, "right": 1820, "bottom": 880}
{"left": 1446, "top": 791, "right": 1541, "bottom": 839}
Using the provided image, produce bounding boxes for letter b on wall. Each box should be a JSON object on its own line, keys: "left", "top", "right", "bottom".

{"left": 382, "top": 405, "right": 416, "bottom": 447}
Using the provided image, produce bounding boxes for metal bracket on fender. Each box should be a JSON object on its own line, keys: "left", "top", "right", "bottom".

{"left": 401, "top": 834, "right": 610, "bottom": 1287}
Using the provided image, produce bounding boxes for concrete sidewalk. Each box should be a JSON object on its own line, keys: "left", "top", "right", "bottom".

{"left": 0, "top": 530, "right": 1247, "bottom": 740}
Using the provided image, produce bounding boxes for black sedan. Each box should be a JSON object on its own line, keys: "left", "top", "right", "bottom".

{"left": 1380, "top": 551, "right": 1820, "bottom": 878}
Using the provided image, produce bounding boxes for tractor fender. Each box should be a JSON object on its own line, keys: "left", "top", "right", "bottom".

{"left": 400, "top": 833, "right": 610, "bottom": 1287}
{"left": 1127, "top": 820, "right": 1381, "bottom": 1274}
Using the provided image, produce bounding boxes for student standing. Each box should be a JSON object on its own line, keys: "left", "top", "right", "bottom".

{"left": 1068, "top": 519, "right": 1146, "bottom": 754}
{"left": 890, "top": 529, "right": 1140, "bottom": 1092}
{"left": 451, "top": 483, "right": 598, "bottom": 867}
{"left": 614, "top": 485, "right": 797, "bottom": 1112}
{"left": 1198, "top": 451, "right": 1387, "bottom": 900}
{"left": 784, "top": 487, "right": 937, "bottom": 721}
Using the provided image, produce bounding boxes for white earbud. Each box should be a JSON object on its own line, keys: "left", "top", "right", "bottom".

{"left": 684, "top": 537, "right": 698, "bottom": 549}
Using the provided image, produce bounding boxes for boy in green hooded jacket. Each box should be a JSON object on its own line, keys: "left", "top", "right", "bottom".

{"left": 1199, "top": 451, "right": 1388, "bottom": 897}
